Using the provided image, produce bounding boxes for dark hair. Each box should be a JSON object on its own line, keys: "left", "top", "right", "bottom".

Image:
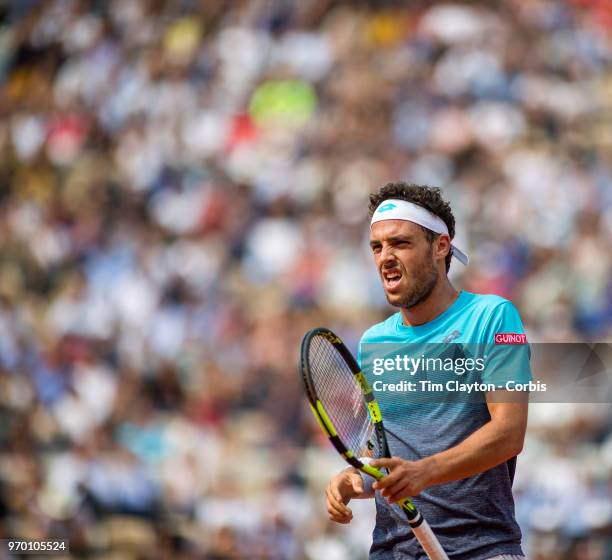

{"left": 368, "top": 182, "right": 455, "bottom": 272}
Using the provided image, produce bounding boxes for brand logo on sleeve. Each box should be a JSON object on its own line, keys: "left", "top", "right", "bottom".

{"left": 494, "top": 333, "right": 527, "bottom": 344}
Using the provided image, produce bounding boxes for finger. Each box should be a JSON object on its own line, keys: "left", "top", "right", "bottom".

{"left": 387, "top": 487, "right": 416, "bottom": 503}
{"left": 370, "top": 458, "right": 398, "bottom": 470}
{"left": 329, "top": 511, "right": 352, "bottom": 524}
{"left": 325, "top": 488, "right": 351, "bottom": 516}
{"left": 351, "top": 475, "right": 364, "bottom": 495}
{"left": 381, "top": 476, "right": 414, "bottom": 501}
{"left": 383, "top": 481, "right": 414, "bottom": 502}
{"left": 379, "top": 475, "right": 409, "bottom": 498}
{"left": 332, "top": 489, "right": 351, "bottom": 511}
{"left": 372, "top": 469, "right": 402, "bottom": 490}
{"left": 326, "top": 500, "right": 352, "bottom": 521}
{"left": 327, "top": 500, "right": 351, "bottom": 518}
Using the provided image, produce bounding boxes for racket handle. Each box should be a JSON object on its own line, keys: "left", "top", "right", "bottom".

{"left": 410, "top": 516, "right": 449, "bottom": 560}
{"left": 397, "top": 499, "right": 448, "bottom": 560}
{"left": 360, "top": 461, "right": 448, "bottom": 559}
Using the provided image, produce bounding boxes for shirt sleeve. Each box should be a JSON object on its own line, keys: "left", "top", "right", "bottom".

{"left": 480, "top": 301, "right": 532, "bottom": 387}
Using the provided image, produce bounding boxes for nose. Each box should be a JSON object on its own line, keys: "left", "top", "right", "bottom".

{"left": 379, "top": 244, "right": 397, "bottom": 267}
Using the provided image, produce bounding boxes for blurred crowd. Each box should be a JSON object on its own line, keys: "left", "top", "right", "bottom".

{"left": 0, "top": 0, "right": 611, "bottom": 558}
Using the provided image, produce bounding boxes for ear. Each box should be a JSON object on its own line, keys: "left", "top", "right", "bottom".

{"left": 434, "top": 235, "right": 451, "bottom": 262}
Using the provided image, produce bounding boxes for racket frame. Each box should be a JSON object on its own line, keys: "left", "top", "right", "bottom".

{"left": 300, "top": 327, "right": 421, "bottom": 523}
{"left": 300, "top": 327, "right": 449, "bottom": 560}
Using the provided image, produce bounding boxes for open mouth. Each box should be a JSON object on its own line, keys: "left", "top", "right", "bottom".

{"left": 382, "top": 269, "right": 403, "bottom": 292}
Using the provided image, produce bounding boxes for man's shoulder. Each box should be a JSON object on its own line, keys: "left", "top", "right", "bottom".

{"left": 360, "top": 313, "right": 400, "bottom": 344}
{"left": 462, "top": 292, "right": 526, "bottom": 339}
{"left": 463, "top": 291, "right": 516, "bottom": 314}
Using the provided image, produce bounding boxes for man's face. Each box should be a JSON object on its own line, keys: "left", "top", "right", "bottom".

{"left": 369, "top": 220, "right": 440, "bottom": 309}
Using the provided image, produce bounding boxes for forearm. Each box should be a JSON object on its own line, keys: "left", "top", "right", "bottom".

{"left": 422, "top": 403, "right": 527, "bottom": 487}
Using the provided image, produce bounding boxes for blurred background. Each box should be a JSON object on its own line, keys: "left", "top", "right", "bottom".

{"left": 0, "top": 0, "right": 611, "bottom": 558}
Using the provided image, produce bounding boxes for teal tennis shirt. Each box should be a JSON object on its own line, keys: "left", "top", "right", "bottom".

{"left": 358, "top": 291, "right": 531, "bottom": 560}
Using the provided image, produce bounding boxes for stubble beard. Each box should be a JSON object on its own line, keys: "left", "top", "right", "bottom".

{"left": 386, "top": 254, "right": 439, "bottom": 310}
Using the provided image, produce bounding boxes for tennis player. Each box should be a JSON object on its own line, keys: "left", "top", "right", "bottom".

{"left": 325, "top": 183, "right": 529, "bottom": 560}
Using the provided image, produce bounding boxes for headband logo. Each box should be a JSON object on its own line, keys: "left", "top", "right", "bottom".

{"left": 376, "top": 202, "right": 396, "bottom": 213}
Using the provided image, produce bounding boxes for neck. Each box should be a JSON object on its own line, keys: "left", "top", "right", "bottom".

{"left": 400, "top": 278, "right": 459, "bottom": 327}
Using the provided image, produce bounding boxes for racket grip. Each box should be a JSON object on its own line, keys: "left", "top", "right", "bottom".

{"left": 361, "top": 462, "right": 448, "bottom": 560}
{"left": 411, "top": 517, "right": 449, "bottom": 560}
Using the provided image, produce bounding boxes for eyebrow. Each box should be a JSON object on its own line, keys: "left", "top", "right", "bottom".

{"left": 369, "top": 234, "right": 415, "bottom": 247}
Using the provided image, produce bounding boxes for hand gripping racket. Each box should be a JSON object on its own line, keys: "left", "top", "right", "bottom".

{"left": 300, "top": 327, "right": 448, "bottom": 560}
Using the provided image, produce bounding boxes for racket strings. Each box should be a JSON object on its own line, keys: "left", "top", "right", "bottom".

{"left": 308, "top": 336, "right": 380, "bottom": 457}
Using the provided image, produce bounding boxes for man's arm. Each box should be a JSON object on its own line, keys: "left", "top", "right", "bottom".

{"left": 324, "top": 467, "right": 369, "bottom": 523}
{"left": 371, "top": 393, "right": 528, "bottom": 503}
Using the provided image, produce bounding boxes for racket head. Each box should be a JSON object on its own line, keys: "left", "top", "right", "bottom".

{"left": 300, "top": 327, "right": 425, "bottom": 525}
{"left": 300, "top": 327, "right": 388, "bottom": 468}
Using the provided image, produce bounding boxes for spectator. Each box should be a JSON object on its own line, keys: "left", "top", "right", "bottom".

{"left": 0, "top": 1, "right": 610, "bottom": 557}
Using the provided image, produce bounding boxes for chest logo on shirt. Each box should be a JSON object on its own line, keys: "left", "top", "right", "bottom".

{"left": 495, "top": 333, "right": 527, "bottom": 344}
{"left": 442, "top": 330, "right": 461, "bottom": 343}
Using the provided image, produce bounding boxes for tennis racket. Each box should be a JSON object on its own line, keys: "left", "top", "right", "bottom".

{"left": 300, "top": 327, "right": 448, "bottom": 560}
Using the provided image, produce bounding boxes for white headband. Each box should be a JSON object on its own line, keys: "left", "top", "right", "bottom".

{"left": 370, "top": 199, "right": 469, "bottom": 266}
